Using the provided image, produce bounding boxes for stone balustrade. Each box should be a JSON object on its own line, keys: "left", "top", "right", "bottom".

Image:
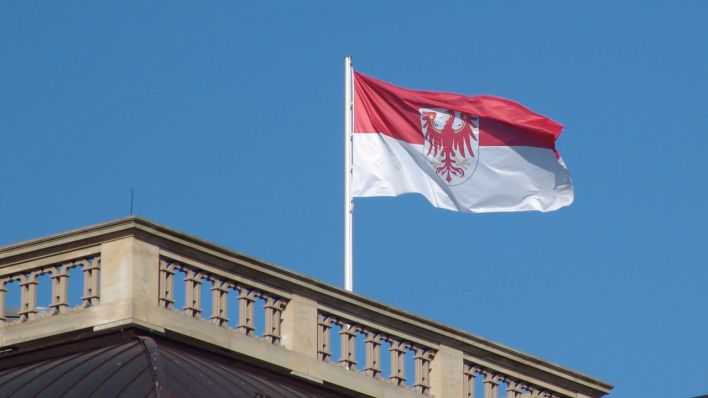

{"left": 158, "top": 256, "right": 287, "bottom": 344}
{"left": 463, "top": 361, "right": 567, "bottom": 398}
{"left": 0, "top": 254, "right": 100, "bottom": 324}
{"left": 0, "top": 217, "right": 612, "bottom": 398}
{"left": 317, "top": 311, "right": 436, "bottom": 394}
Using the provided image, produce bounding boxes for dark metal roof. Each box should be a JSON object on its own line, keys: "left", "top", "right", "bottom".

{"left": 0, "top": 330, "right": 351, "bottom": 398}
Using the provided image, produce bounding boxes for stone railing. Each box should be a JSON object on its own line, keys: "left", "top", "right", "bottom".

{"left": 463, "top": 361, "right": 566, "bottom": 398}
{"left": 0, "top": 217, "right": 612, "bottom": 398}
{"left": 317, "top": 311, "right": 436, "bottom": 394}
{"left": 158, "top": 257, "right": 287, "bottom": 344}
{"left": 0, "top": 254, "right": 100, "bottom": 324}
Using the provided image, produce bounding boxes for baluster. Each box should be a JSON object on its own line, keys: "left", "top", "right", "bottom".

{"left": 463, "top": 364, "right": 479, "bottom": 398}
{"left": 317, "top": 313, "right": 332, "bottom": 361}
{"left": 483, "top": 371, "right": 500, "bottom": 398}
{"left": 18, "top": 273, "right": 38, "bottom": 322}
{"left": 50, "top": 264, "right": 69, "bottom": 314}
{"left": 413, "top": 347, "right": 434, "bottom": 394}
{"left": 527, "top": 387, "right": 543, "bottom": 398}
{"left": 210, "top": 279, "right": 230, "bottom": 327}
{"left": 0, "top": 278, "right": 7, "bottom": 324}
{"left": 505, "top": 378, "right": 522, "bottom": 398}
{"left": 237, "top": 285, "right": 257, "bottom": 335}
{"left": 338, "top": 321, "right": 357, "bottom": 369}
{"left": 81, "top": 257, "right": 100, "bottom": 307}
{"left": 183, "top": 269, "right": 203, "bottom": 318}
{"left": 516, "top": 383, "right": 531, "bottom": 397}
{"left": 364, "top": 329, "right": 382, "bottom": 378}
{"left": 388, "top": 338, "right": 408, "bottom": 386}
{"left": 158, "top": 259, "right": 175, "bottom": 309}
{"left": 263, "top": 296, "right": 286, "bottom": 344}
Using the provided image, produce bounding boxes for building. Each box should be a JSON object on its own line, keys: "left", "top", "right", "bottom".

{"left": 0, "top": 217, "right": 612, "bottom": 397}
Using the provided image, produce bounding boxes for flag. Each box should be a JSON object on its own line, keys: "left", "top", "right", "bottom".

{"left": 352, "top": 72, "right": 574, "bottom": 212}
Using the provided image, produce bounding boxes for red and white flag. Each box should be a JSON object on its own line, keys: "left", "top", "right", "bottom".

{"left": 352, "top": 72, "right": 573, "bottom": 212}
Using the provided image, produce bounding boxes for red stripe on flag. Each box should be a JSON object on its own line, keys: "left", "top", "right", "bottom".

{"left": 353, "top": 72, "right": 562, "bottom": 149}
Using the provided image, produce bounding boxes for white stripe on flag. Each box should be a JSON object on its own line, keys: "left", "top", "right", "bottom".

{"left": 352, "top": 133, "right": 574, "bottom": 212}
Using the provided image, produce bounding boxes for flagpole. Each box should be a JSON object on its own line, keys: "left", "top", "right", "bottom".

{"left": 344, "top": 56, "right": 354, "bottom": 292}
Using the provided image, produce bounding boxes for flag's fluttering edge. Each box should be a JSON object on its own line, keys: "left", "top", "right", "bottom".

{"left": 352, "top": 72, "right": 574, "bottom": 212}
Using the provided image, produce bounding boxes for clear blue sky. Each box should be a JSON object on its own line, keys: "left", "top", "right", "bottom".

{"left": 1, "top": 2, "right": 706, "bottom": 397}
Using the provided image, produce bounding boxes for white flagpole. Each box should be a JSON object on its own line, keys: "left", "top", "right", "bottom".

{"left": 344, "top": 56, "right": 354, "bottom": 291}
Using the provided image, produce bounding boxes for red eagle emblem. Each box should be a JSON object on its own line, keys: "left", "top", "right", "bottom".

{"left": 419, "top": 108, "right": 480, "bottom": 185}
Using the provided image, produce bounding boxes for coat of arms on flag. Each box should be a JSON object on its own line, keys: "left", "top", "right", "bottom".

{"left": 419, "top": 108, "right": 480, "bottom": 185}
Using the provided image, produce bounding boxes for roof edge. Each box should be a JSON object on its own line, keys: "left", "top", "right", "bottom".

{"left": 0, "top": 216, "right": 613, "bottom": 394}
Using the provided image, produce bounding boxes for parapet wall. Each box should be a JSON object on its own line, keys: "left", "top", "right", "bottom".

{"left": 0, "top": 217, "right": 612, "bottom": 398}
